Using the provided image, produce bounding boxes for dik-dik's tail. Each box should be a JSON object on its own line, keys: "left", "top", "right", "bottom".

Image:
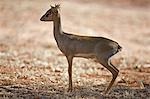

{"left": 118, "top": 44, "right": 122, "bottom": 52}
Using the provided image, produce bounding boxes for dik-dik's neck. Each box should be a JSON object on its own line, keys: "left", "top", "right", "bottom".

{"left": 53, "top": 14, "right": 66, "bottom": 53}
{"left": 53, "top": 14, "right": 62, "bottom": 36}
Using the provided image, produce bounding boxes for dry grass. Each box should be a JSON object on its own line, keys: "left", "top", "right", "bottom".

{"left": 0, "top": 0, "right": 150, "bottom": 98}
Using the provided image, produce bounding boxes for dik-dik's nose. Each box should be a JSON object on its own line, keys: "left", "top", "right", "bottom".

{"left": 40, "top": 16, "right": 44, "bottom": 21}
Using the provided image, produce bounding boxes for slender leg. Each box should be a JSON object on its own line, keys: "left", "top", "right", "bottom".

{"left": 100, "top": 59, "right": 119, "bottom": 94}
{"left": 66, "top": 55, "right": 73, "bottom": 92}
{"left": 108, "top": 59, "right": 119, "bottom": 73}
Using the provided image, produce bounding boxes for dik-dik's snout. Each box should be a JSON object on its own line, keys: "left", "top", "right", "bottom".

{"left": 40, "top": 15, "right": 45, "bottom": 21}
{"left": 40, "top": 14, "right": 53, "bottom": 21}
{"left": 40, "top": 15, "right": 50, "bottom": 21}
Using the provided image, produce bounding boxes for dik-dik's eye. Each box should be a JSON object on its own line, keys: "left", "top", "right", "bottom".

{"left": 46, "top": 14, "right": 49, "bottom": 17}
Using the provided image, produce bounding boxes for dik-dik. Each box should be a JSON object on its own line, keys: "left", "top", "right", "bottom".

{"left": 40, "top": 4, "right": 122, "bottom": 94}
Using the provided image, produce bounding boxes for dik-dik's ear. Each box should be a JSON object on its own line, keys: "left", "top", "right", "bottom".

{"left": 50, "top": 5, "right": 55, "bottom": 8}
{"left": 55, "top": 4, "right": 60, "bottom": 10}
{"left": 50, "top": 4, "right": 60, "bottom": 14}
{"left": 50, "top": 4, "right": 60, "bottom": 10}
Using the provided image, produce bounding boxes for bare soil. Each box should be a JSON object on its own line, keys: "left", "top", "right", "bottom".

{"left": 0, "top": 0, "right": 150, "bottom": 99}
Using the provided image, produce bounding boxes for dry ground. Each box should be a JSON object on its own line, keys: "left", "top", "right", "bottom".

{"left": 0, "top": 0, "right": 150, "bottom": 99}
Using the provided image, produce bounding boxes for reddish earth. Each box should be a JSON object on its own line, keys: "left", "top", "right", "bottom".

{"left": 0, "top": 0, "right": 150, "bottom": 98}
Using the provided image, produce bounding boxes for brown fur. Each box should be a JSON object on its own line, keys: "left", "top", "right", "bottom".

{"left": 40, "top": 5, "right": 122, "bottom": 94}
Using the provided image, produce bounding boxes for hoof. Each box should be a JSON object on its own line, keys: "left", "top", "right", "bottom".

{"left": 67, "top": 88, "right": 73, "bottom": 92}
{"left": 101, "top": 90, "right": 109, "bottom": 96}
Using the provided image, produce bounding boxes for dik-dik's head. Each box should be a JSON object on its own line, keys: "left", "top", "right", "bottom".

{"left": 40, "top": 4, "right": 60, "bottom": 21}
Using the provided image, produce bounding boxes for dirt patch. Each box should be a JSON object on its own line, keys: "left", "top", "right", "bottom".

{"left": 0, "top": 0, "right": 150, "bottom": 98}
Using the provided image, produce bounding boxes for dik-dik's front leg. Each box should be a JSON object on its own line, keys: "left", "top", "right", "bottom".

{"left": 66, "top": 55, "right": 73, "bottom": 92}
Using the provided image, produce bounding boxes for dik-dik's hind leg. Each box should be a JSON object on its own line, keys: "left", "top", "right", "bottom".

{"left": 66, "top": 55, "right": 73, "bottom": 92}
{"left": 98, "top": 58, "right": 119, "bottom": 94}
{"left": 109, "top": 59, "right": 119, "bottom": 74}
